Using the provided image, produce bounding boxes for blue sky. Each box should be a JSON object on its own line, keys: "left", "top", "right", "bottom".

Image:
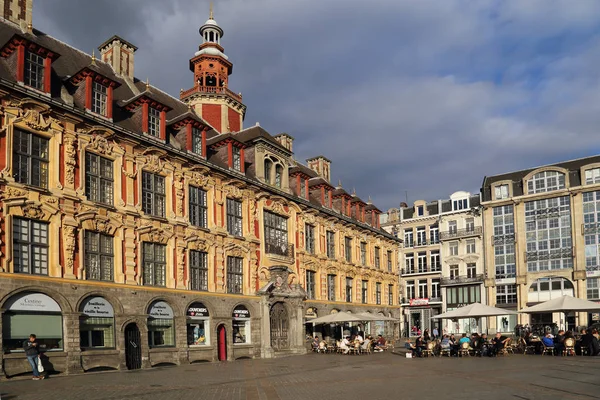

{"left": 34, "top": 0, "right": 600, "bottom": 210}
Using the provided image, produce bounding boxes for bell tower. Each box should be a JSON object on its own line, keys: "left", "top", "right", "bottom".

{"left": 180, "top": 4, "right": 246, "bottom": 133}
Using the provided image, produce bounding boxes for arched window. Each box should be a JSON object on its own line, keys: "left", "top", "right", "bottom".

{"left": 232, "top": 305, "right": 251, "bottom": 344}
{"left": 147, "top": 301, "right": 175, "bottom": 348}
{"left": 529, "top": 277, "right": 574, "bottom": 292}
{"left": 187, "top": 302, "right": 210, "bottom": 346}
{"left": 206, "top": 75, "right": 216, "bottom": 87}
{"left": 264, "top": 159, "right": 273, "bottom": 184}
{"left": 275, "top": 165, "right": 283, "bottom": 188}
{"left": 527, "top": 171, "right": 566, "bottom": 194}
{"left": 2, "top": 292, "right": 63, "bottom": 352}
{"left": 80, "top": 296, "right": 115, "bottom": 349}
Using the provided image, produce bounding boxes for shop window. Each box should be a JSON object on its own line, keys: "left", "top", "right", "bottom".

{"left": 2, "top": 292, "right": 63, "bottom": 352}
{"left": 79, "top": 296, "right": 115, "bottom": 349}
{"left": 147, "top": 301, "right": 175, "bottom": 348}
{"left": 232, "top": 305, "right": 251, "bottom": 344}
{"left": 187, "top": 302, "right": 210, "bottom": 346}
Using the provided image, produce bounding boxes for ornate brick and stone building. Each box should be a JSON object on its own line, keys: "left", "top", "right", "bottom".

{"left": 0, "top": 1, "right": 399, "bottom": 377}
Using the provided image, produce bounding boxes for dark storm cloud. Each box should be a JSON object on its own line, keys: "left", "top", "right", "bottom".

{"left": 32, "top": 0, "right": 600, "bottom": 210}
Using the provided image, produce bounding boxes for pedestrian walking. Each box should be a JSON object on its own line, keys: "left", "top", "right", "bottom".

{"left": 23, "top": 334, "right": 44, "bottom": 380}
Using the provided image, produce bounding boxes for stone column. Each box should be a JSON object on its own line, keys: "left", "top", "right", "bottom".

{"left": 260, "top": 297, "right": 273, "bottom": 358}
{"left": 175, "top": 315, "right": 189, "bottom": 364}
{"left": 63, "top": 312, "right": 84, "bottom": 375}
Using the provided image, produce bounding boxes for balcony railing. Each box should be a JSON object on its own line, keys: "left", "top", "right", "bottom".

{"left": 429, "top": 296, "right": 442, "bottom": 302}
{"left": 583, "top": 223, "right": 600, "bottom": 235}
{"left": 492, "top": 234, "right": 515, "bottom": 245}
{"left": 440, "top": 274, "right": 484, "bottom": 286}
{"left": 524, "top": 247, "right": 572, "bottom": 262}
{"left": 403, "top": 239, "right": 440, "bottom": 248}
{"left": 495, "top": 273, "right": 516, "bottom": 280}
{"left": 401, "top": 264, "right": 442, "bottom": 275}
{"left": 265, "top": 241, "right": 295, "bottom": 258}
{"left": 439, "top": 226, "right": 482, "bottom": 241}
{"left": 180, "top": 85, "right": 243, "bottom": 102}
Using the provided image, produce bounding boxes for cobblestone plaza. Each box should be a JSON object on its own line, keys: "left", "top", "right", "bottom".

{"left": 1, "top": 353, "right": 598, "bottom": 400}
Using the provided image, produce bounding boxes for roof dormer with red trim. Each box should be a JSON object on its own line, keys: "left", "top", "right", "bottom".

{"left": 69, "top": 62, "right": 121, "bottom": 119}
{"left": 123, "top": 89, "right": 172, "bottom": 141}
{"left": 208, "top": 135, "right": 246, "bottom": 173}
{"left": 169, "top": 113, "right": 209, "bottom": 158}
{"left": 0, "top": 34, "right": 60, "bottom": 94}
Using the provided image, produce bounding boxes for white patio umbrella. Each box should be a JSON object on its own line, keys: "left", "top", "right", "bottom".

{"left": 431, "top": 303, "right": 518, "bottom": 334}
{"left": 309, "top": 312, "right": 366, "bottom": 324}
{"left": 519, "top": 295, "right": 600, "bottom": 330}
{"left": 518, "top": 295, "right": 600, "bottom": 314}
{"left": 354, "top": 312, "right": 397, "bottom": 322}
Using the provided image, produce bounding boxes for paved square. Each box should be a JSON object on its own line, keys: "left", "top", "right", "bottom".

{"left": 1, "top": 353, "right": 599, "bottom": 400}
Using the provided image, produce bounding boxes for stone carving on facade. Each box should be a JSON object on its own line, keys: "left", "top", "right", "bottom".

{"left": 174, "top": 172, "right": 184, "bottom": 216}
{"left": 138, "top": 224, "right": 174, "bottom": 244}
{"left": 41, "top": 195, "right": 58, "bottom": 206}
{"left": 22, "top": 108, "right": 51, "bottom": 131}
{"left": 22, "top": 203, "right": 44, "bottom": 219}
{"left": 63, "top": 225, "right": 76, "bottom": 274}
{"left": 0, "top": 186, "right": 27, "bottom": 200}
{"left": 64, "top": 135, "right": 77, "bottom": 186}
{"left": 265, "top": 200, "right": 288, "bottom": 216}
{"left": 87, "top": 134, "right": 120, "bottom": 156}
{"left": 177, "top": 245, "right": 186, "bottom": 284}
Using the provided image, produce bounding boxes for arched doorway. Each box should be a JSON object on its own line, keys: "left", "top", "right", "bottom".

{"left": 124, "top": 323, "right": 142, "bottom": 370}
{"left": 217, "top": 324, "right": 227, "bottom": 361}
{"left": 270, "top": 302, "right": 289, "bottom": 351}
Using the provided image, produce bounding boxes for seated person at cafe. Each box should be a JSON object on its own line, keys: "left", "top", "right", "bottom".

{"left": 312, "top": 336, "right": 320, "bottom": 350}
{"left": 340, "top": 336, "right": 351, "bottom": 354}
{"left": 542, "top": 332, "right": 555, "bottom": 351}
{"left": 490, "top": 332, "right": 509, "bottom": 356}
{"left": 479, "top": 333, "right": 490, "bottom": 356}
{"left": 459, "top": 333, "right": 471, "bottom": 345}
{"left": 404, "top": 339, "right": 419, "bottom": 357}
{"left": 374, "top": 335, "right": 386, "bottom": 352}
{"left": 440, "top": 335, "right": 451, "bottom": 354}
{"left": 553, "top": 330, "right": 566, "bottom": 355}
{"left": 318, "top": 340, "right": 327, "bottom": 352}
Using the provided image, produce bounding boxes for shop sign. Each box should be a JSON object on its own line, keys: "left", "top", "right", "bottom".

{"left": 187, "top": 302, "right": 209, "bottom": 318}
{"left": 148, "top": 301, "right": 174, "bottom": 319}
{"left": 587, "top": 270, "right": 600, "bottom": 278}
{"left": 232, "top": 306, "right": 250, "bottom": 319}
{"left": 305, "top": 307, "right": 317, "bottom": 318}
{"left": 592, "top": 313, "right": 600, "bottom": 321}
{"left": 82, "top": 297, "right": 114, "bottom": 317}
{"left": 6, "top": 292, "right": 61, "bottom": 313}
{"left": 409, "top": 298, "right": 429, "bottom": 307}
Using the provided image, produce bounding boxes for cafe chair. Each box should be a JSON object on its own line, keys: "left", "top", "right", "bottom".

{"left": 563, "top": 338, "right": 576, "bottom": 357}
{"left": 458, "top": 342, "right": 470, "bottom": 357}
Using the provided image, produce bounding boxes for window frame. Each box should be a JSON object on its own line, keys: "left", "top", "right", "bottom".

{"left": 85, "top": 152, "right": 114, "bottom": 205}
{"left": 189, "top": 250, "right": 209, "bottom": 291}
{"left": 326, "top": 231, "right": 335, "bottom": 259}
{"left": 148, "top": 106, "right": 161, "bottom": 137}
{"left": 306, "top": 270, "right": 316, "bottom": 299}
{"left": 305, "top": 224, "right": 315, "bottom": 254}
{"left": 24, "top": 50, "right": 45, "bottom": 90}
{"left": 345, "top": 277, "right": 353, "bottom": 302}
{"left": 226, "top": 256, "right": 244, "bottom": 294}
{"left": 12, "top": 217, "right": 49, "bottom": 275}
{"left": 189, "top": 186, "right": 208, "bottom": 228}
{"left": 345, "top": 237, "right": 352, "bottom": 263}
{"left": 84, "top": 231, "right": 114, "bottom": 281}
{"left": 142, "top": 242, "right": 167, "bottom": 287}
{"left": 92, "top": 81, "right": 108, "bottom": 116}
{"left": 226, "top": 198, "right": 243, "bottom": 236}
{"left": 12, "top": 128, "right": 49, "bottom": 189}
{"left": 327, "top": 274, "right": 336, "bottom": 301}
{"left": 141, "top": 171, "right": 166, "bottom": 218}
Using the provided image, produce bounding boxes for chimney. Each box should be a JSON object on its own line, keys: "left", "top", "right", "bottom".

{"left": 306, "top": 156, "right": 331, "bottom": 183}
{"left": 98, "top": 35, "right": 137, "bottom": 80}
{"left": 274, "top": 133, "right": 294, "bottom": 152}
{"left": 1, "top": 0, "right": 33, "bottom": 32}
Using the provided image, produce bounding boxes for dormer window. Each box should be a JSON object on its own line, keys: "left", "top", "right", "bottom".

{"left": 494, "top": 184, "right": 509, "bottom": 200}
{"left": 148, "top": 107, "right": 160, "bottom": 137}
{"left": 92, "top": 82, "right": 108, "bottom": 115}
{"left": 232, "top": 146, "right": 241, "bottom": 171}
{"left": 275, "top": 165, "right": 283, "bottom": 188}
{"left": 453, "top": 199, "right": 468, "bottom": 211}
{"left": 527, "top": 170, "right": 565, "bottom": 194}
{"left": 25, "top": 51, "right": 44, "bottom": 90}
{"left": 192, "top": 127, "right": 203, "bottom": 154}
{"left": 300, "top": 181, "right": 306, "bottom": 198}
{"left": 417, "top": 205, "right": 424, "bottom": 216}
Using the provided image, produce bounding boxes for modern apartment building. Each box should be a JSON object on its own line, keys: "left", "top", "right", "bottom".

{"left": 481, "top": 157, "right": 600, "bottom": 332}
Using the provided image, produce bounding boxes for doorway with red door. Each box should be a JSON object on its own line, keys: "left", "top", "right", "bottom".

{"left": 217, "top": 324, "right": 227, "bottom": 361}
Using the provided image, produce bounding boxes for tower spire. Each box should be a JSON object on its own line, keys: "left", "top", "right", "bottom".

{"left": 209, "top": 2, "right": 214, "bottom": 19}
